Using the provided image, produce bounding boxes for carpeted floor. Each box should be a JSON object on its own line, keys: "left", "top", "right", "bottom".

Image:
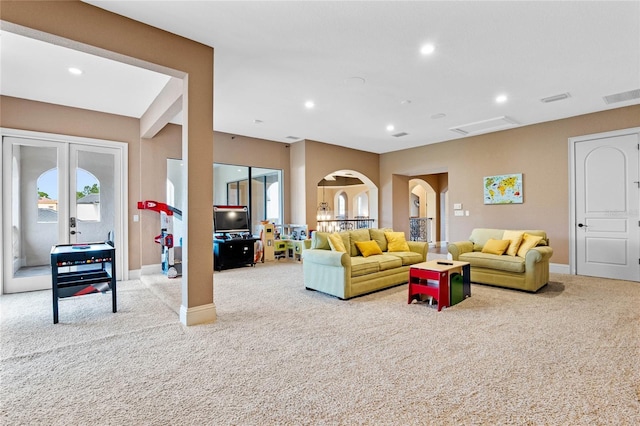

{"left": 1, "top": 259, "right": 639, "bottom": 425}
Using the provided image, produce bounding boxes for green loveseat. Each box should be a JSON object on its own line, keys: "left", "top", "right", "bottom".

{"left": 447, "top": 228, "right": 553, "bottom": 292}
{"left": 303, "top": 228, "right": 428, "bottom": 299}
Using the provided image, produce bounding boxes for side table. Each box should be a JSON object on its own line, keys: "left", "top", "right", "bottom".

{"left": 408, "top": 260, "right": 471, "bottom": 311}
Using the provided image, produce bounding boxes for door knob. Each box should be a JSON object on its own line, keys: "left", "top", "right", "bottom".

{"left": 578, "top": 223, "right": 587, "bottom": 228}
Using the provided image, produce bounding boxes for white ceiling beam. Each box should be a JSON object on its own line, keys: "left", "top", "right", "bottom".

{"left": 140, "top": 77, "right": 183, "bottom": 139}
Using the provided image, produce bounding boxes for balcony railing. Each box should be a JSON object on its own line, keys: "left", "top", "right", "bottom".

{"left": 317, "top": 218, "right": 375, "bottom": 232}
{"left": 409, "top": 217, "right": 432, "bottom": 242}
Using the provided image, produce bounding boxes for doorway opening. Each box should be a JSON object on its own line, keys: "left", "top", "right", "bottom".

{"left": 315, "top": 169, "right": 378, "bottom": 232}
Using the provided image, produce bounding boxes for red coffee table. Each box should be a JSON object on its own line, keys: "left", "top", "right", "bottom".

{"left": 408, "top": 260, "right": 470, "bottom": 311}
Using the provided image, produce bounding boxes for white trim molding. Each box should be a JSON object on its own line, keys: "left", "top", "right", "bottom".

{"left": 180, "top": 303, "right": 217, "bottom": 326}
{"left": 550, "top": 263, "right": 570, "bottom": 275}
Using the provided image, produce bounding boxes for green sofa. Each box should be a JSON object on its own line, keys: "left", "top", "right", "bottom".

{"left": 447, "top": 228, "right": 553, "bottom": 292}
{"left": 303, "top": 228, "right": 428, "bottom": 299}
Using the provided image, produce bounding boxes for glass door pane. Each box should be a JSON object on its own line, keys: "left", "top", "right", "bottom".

{"left": 3, "top": 137, "right": 67, "bottom": 293}
{"left": 213, "top": 164, "right": 248, "bottom": 206}
{"left": 251, "top": 167, "right": 282, "bottom": 231}
{"left": 71, "top": 146, "right": 116, "bottom": 244}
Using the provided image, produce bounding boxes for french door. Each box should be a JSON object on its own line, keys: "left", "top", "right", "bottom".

{"left": 2, "top": 134, "right": 125, "bottom": 293}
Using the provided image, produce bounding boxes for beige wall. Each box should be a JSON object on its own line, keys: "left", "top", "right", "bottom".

{"left": 289, "top": 141, "right": 307, "bottom": 224}
{"left": 380, "top": 105, "right": 640, "bottom": 264}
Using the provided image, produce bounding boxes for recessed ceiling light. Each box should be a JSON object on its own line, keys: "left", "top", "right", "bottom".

{"left": 495, "top": 94, "right": 508, "bottom": 103}
{"left": 68, "top": 67, "right": 83, "bottom": 75}
{"left": 386, "top": 124, "right": 395, "bottom": 132}
{"left": 304, "top": 100, "right": 315, "bottom": 109}
{"left": 431, "top": 113, "right": 447, "bottom": 119}
{"left": 253, "top": 119, "right": 263, "bottom": 124}
{"left": 420, "top": 43, "right": 435, "bottom": 55}
{"left": 400, "top": 100, "right": 412, "bottom": 105}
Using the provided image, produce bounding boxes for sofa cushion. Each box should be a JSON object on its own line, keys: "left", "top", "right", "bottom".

{"left": 385, "top": 231, "right": 410, "bottom": 252}
{"left": 503, "top": 230, "right": 524, "bottom": 256}
{"left": 350, "top": 256, "right": 380, "bottom": 277}
{"left": 469, "top": 229, "right": 506, "bottom": 251}
{"left": 369, "top": 228, "right": 392, "bottom": 252}
{"left": 355, "top": 240, "right": 383, "bottom": 257}
{"left": 459, "top": 252, "right": 526, "bottom": 273}
{"left": 469, "top": 228, "right": 549, "bottom": 251}
{"left": 386, "top": 251, "right": 424, "bottom": 266}
{"left": 517, "top": 233, "right": 544, "bottom": 257}
{"left": 311, "top": 231, "right": 331, "bottom": 250}
{"left": 349, "top": 229, "right": 372, "bottom": 257}
{"left": 328, "top": 232, "right": 347, "bottom": 253}
{"left": 376, "top": 254, "right": 403, "bottom": 271}
{"left": 481, "top": 239, "right": 510, "bottom": 255}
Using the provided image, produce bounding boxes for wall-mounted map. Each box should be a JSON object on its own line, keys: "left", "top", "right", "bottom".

{"left": 484, "top": 173, "right": 523, "bottom": 204}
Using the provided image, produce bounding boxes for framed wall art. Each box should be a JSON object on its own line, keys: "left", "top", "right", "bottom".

{"left": 484, "top": 173, "right": 523, "bottom": 204}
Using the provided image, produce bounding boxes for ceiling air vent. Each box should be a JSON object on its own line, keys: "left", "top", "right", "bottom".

{"left": 392, "top": 132, "right": 409, "bottom": 138}
{"left": 603, "top": 89, "right": 640, "bottom": 105}
{"left": 449, "top": 116, "right": 519, "bottom": 136}
{"left": 541, "top": 93, "right": 571, "bottom": 103}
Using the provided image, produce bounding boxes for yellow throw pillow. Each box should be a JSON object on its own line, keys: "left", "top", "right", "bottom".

{"left": 355, "top": 240, "right": 383, "bottom": 257}
{"left": 502, "top": 230, "right": 524, "bottom": 256}
{"left": 328, "top": 232, "right": 347, "bottom": 253}
{"left": 481, "top": 239, "right": 510, "bottom": 255}
{"left": 385, "top": 231, "right": 410, "bottom": 252}
{"left": 516, "top": 233, "right": 543, "bottom": 258}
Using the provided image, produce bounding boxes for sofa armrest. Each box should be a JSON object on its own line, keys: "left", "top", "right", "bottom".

{"left": 448, "top": 241, "right": 473, "bottom": 260}
{"left": 302, "top": 249, "right": 350, "bottom": 267}
{"left": 407, "top": 241, "right": 428, "bottom": 261}
{"left": 524, "top": 246, "right": 553, "bottom": 266}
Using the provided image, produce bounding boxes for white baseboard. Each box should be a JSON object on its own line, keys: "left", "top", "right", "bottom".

{"left": 141, "top": 264, "right": 162, "bottom": 275}
{"left": 180, "top": 303, "right": 217, "bottom": 326}
{"left": 550, "top": 263, "right": 570, "bottom": 274}
{"left": 128, "top": 269, "right": 141, "bottom": 280}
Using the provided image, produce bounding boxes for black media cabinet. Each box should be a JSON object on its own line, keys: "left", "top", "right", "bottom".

{"left": 213, "top": 238, "right": 257, "bottom": 271}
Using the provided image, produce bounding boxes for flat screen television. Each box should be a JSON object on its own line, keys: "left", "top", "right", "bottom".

{"left": 213, "top": 206, "right": 251, "bottom": 234}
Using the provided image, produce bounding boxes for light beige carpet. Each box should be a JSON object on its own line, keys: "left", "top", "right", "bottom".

{"left": 1, "top": 260, "right": 639, "bottom": 425}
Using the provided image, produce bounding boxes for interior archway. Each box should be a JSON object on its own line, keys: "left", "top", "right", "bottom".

{"left": 409, "top": 179, "right": 436, "bottom": 244}
{"left": 316, "top": 169, "right": 378, "bottom": 232}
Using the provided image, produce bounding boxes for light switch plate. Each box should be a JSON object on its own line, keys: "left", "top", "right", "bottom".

{"left": 454, "top": 210, "right": 464, "bottom": 216}
{"left": 453, "top": 203, "right": 462, "bottom": 210}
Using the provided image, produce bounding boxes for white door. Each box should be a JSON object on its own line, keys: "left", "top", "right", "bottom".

{"left": 2, "top": 136, "right": 124, "bottom": 293}
{"left": 574, "top": 131, "right": 640, "bottom": 281}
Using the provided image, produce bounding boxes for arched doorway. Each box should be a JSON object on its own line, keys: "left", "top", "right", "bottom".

{"left": 409, "top": 179, "right": 436, "bottom": 244}
{"left": 316, "top": 170, "right": 378, "bottom": 232}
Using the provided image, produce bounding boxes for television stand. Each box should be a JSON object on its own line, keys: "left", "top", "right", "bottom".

{"left": 213, "top": 237, "right": 258, "bottom": 271}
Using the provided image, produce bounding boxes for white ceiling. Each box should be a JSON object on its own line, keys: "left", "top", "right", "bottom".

{"left": 2, "top": 1, "right": 639, "bottom": 154}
